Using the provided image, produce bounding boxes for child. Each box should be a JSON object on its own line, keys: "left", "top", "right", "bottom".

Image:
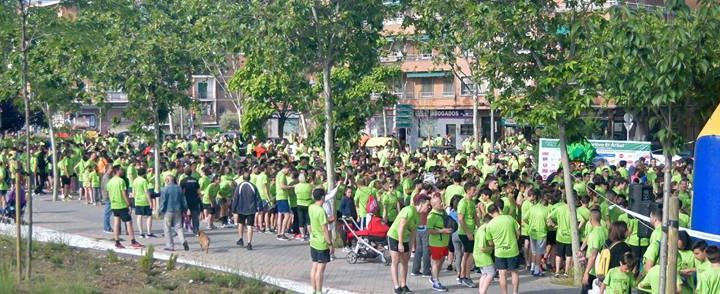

{"left": 426, "top": 195, "right": 451, "bottom": 292}
{"left": 600, "top": 252, "right": 636, "bottom": 294}
{"left": 697, "top": 245, "right": 720, "bottom": 294}
{"left": 90, "top": 165, "right": 102, "bottom": 205}
{"left": 83, "top": 165, "right": 94, "bottom": 205}
{"left": 474, "top": 214, "right": 494, "bottom": 294}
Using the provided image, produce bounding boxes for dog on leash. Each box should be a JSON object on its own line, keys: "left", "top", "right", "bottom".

{"left": 198, "top": 231, "right": 210, "bottom": 254}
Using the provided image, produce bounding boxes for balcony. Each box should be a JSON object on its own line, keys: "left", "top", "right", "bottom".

{"left": 106, "top": 91, "right": 128, "bottom": 103}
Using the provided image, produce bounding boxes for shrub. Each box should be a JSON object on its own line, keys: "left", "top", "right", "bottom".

{"left": 219, "top": 112, "right": 240, "bottom": 132}
{"left": 138, "top": 246, "right": 155, "bottom": 274}
{"left": 106, "top": 249, "right": 119, "bottom": 263}
{"left": 166, "top": 254, "right": 178, "bottom": 271}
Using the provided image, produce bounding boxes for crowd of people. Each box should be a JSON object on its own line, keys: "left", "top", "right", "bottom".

{"left": 0, "top": 130, "right": 719, "bottom": 294}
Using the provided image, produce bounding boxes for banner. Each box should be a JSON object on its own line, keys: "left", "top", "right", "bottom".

{"left": 538, "top": 138, "right": 652, "bottom": 179}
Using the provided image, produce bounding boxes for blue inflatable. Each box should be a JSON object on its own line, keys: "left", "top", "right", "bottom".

{"left": 692, "top": 105, "right": 720, "bottom": 245}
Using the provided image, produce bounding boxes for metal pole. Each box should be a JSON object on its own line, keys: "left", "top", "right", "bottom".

{"left": 18, "top": 0, "right": 33, "bottom": 279}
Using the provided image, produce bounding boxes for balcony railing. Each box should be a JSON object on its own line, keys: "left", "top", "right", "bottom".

{"left": 420, "top": 91, "right": 434, "bottom": 98}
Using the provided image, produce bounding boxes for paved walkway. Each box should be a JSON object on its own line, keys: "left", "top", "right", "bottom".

{"left": 3, "top": 194, "right": 580, "bottom": 294}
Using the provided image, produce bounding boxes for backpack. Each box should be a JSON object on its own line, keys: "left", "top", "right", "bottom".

{"left": 366, "top": 195, "right": 379, "bottom": 214}
{"left": 594, "top": 241, "right": 619, "bottom": 277}
{"left": 444, "top": 213, "right": 458, "bottom": 233}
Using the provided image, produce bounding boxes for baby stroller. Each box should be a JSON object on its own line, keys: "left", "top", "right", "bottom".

{"left": 342, "top": 215, "right": 390, "bottom": 266}
{"left": 2, "top": 189, "right": 26, "bottom": 224}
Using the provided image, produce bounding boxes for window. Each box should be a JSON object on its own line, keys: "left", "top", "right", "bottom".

{"left": 420, "top": 79, "right": 433, "bottom": 98}
{"left": 460, "top": 124, "right": 473, "bottom": 136}
{"left": 442, "top": 78, "right": 454, "bottom": 97}
{"left": 193, "top": 76, "right": 216, "bottom": 101}
{"left": 461, "top": 77, "right": 476, "bottom": 96}
{"left": 197, "top": 82, "right": 208, "bottom": 99}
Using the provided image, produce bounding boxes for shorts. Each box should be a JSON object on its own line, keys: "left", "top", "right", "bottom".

{"left": 429, "top": 246, "right": 449, "bottom": 260}
{"left": 547, "top": 230, "right": 557, "bottom": 245}
{"left": 458, "top": 234, "right": 475, "bottom": 253}
{"left": 236, "top": 213, "right": 255, "bottom": 226}
{"left": 61, "top": 176, "right": 71, "bottom": 185}
{"left": 478, "top": 265, "right": 497, "bottom": 277}
{"left": 259, "top": 200, "right": 270, "bottom": 212}
{"left": 112, "top": 208, "right": 132, "bottom": 222}
{"left": 311, "top": 247, "right": 331, "bottom": 263}
{"left": 530, "top": 238, "right": 546, "bottom": 255}
{"left": 447, "top": 239, "right": 454, "bottom": 253}
{"left": 297, "top": 205, "right": 310, "bottom": 227}
{"left": 519, "top": 235, "right": 529, "bottom": 244}
{"left": 150, "top": 191, "right": 160, "bottom": 199}
{"left": 202, "top": 204, "right": 215, "bottom": 214}
{"left": 388, "top": 237, "right": 410, "bottom": 253}
{"left": 556, "top": 242, "right": 573, "bottom": 258}
{"left": 276, "top": 200, "right": 290, "bottom": 213}
{"left": 134, "top": 206, "right": 152, "bottom": 216}
{"left": 495, "top": 254, "right": 522, "bottom": 271}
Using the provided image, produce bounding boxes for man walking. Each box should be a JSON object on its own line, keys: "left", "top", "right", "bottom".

{"left": 309, "top": 188, "right": 332, "bottom": 294}
{"left": 485, "top": 204, "right": 521, "bottom": 294}
{"left": 107, "top": 165, "right": 143, "bottom": 249}
{"left": 180, "top": 168, "right": 201, "bottom": 235}
{"left": 231, "top": 171, "right": 261, "bottom": 250}
{"left": 160, "top": 174, "right": 189, "bottom": 251}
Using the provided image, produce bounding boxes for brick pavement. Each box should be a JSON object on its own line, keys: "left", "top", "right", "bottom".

{"left": 4, "top": 194, "right": 580, "bottom": 294}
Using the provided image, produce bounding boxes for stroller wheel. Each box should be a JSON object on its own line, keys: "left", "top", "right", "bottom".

{"left": 382, "top": 250, "right": 391, "bottom": 266}
{"left": 346, "top": 252, "right": 358, "bottom": 264}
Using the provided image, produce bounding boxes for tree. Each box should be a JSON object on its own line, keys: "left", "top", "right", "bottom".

{"left": 477, "top": 0, "right": 609, "bottom": 285}
{"left": 78, "top": 0, "right": 198, "bottom": 193}
{"left": 308, "top": 66, "right": 401, "bottom": 154}
{"left": 601, "top": 4, "right": 720, "bottom": 292}
{"left": 408, "top": 0, "right": 492, "bottom": 151}
{"left": 244, "top": 0, "right": 388, "bottom": 195}
{"left": 184, "top": 0, "right": 248, "bottom": 128}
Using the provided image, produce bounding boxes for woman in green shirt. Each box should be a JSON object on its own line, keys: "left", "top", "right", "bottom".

{"left": 382, "top": 182, "right": 401, "bottom": 226}
{"left": 294, "top": 172, "right": 314, "bottom": 240}
{"left": 388, "top": 194, "right": 431, "bottom": 294}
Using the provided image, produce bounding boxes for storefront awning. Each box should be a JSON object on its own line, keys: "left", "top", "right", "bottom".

{"left": 406, "top": 71, "right": 449, "bottom": 78}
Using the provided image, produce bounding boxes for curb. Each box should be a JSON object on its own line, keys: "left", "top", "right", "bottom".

{"left": 0, "top": 223, "right": 355, "bottom": 294}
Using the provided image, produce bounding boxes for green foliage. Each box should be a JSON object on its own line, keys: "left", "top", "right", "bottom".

{"left": 218, "top": 112, "right": 240, "bottom": 132}
{"left": 308, "top": 66, "right": 401, "bottom": 154}
{"left": 138, "top": 245, "right": 155, "bottom": 274}
{"left": 77, "top": 0, "right": 198, "bottom": 133}
{"left": 0, "top": 262, "right": 16, "bottom": 294}
{"left": 186, "top": 268, "right": 208, "bottom": 282}
{"left": 166, "top": 253, "right": 178, "bottom": 271}
{"left": 105, "top": 249, "right": 119, "bottom": 263}
{"left": 600, "top": 5, "right": 720, "bottom": 155}
{"left": 213, "top": 274, "right": 242, "bottom": 288}
{"left": 50, "top": 254, "right": 64, "bottom": 267}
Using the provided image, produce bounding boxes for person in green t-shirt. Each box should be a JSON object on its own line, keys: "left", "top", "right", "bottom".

{"left": 548, "top": 197, "right": 573, "bottom": 278}
{"left": 696, "top": 246, "right": 720, "bottom": 294}
{"left": 426, "top": 196, "right": 452, "bottom": 292}
{"left": 456, "top": 182, "right": 478, "bottom": 288}
{"left": 600, "top": 252, "right": 637, "bottom": 294}
{"left": 523, "top": 194, "right": 549, "bottom": 276}
{"left": 382, "top": 182, "right": 401, "bottom": 226}
{"left": 388, "top": 195, "right": 431, "bottom": 294}
{"left": 132, "top": 168, "right": 155, "bottom": 238}
{"left": 485, "top": 204, "right": 521, "bottom": 294}
{"left": 275, "top": 165, "right": 295, "bottom": 240}
{"left": 474, "top": 214, "right": 495, "bottom": 294}
{"left": 294, "top": 172, "right": 314, "bottom": 240}
{"left": 643, "top": 207, "right": 663, "bottom": 273}
{"left": 583, "top": 208, "right": 608, "bottom": 292}
{"left": 106, "top": 165, "right": 143, "bottom": 249}
{"left": 443, "top": 173, "right": 465, "bottom": 206}
{"left": 639, "top": 264, "right": 682, "bottom": 294}
{"left": 254, "top": 166, "right": 271, "bottom": 232}
{"left": 309, "top": 188, "right": 332, "bottom": 294}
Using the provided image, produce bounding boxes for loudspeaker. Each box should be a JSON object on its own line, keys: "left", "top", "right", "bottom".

{"left": 629, "top": 184, "right": 654, "bottom": 238}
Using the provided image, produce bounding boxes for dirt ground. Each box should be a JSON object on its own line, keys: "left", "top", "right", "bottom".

{"left": 0, "top": 236, "right": 285, "bottom": 294}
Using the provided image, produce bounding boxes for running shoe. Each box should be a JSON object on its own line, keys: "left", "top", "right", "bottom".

{"left": 130, "top": 240, "right": 145, "bottom": 249}
{"left": 115, "top": 241, "right": 125, "bottom": 249}
{"left": 146, "top": 233, "right": 158, "bottom": 238}
{"left": 182, "top": 241, "right": 189, "bottom": 251}
{"left": 246, "top": 243, "right": 253, "bottom": 251}
{"left": 460, "top": 278, "right": 476, "bottom": 288}
{"left": 402, "top": 285, "right": 412, "bottom": 293}
{"left": 236, "top": 239, "right": 244, "bottom": 247}
{"left": 140, "top": 233, "right": 147, "bottom": 239}
{"left": 431, "top": 282, "right": 448, "bottom": 292}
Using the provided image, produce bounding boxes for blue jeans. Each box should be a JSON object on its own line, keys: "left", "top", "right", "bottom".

{"left": 103, "top": 201, "right": 112, "bottom": 232}
{"left": 412, "top": 228, "right": 431, "bottom": 275}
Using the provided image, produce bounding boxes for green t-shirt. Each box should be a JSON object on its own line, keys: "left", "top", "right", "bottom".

{"left": 309, "top": 204, "right": 329, "bottom": 250}
{"left": 618, "top": 213, "right": 649, "bottom": 247}
{"left": 107, "top": 176, "right": 127, "bottom": 210}
{"left": 520, "top": 200, "right": 533, "bottom": 236}
{"left": 131, "top": 176, "right": 150, "bottom": 207}
{"left": 501, "top": 196, "right": 517, "bottom": 219}
{"left": 0, "top": 167, "right": 9, "bottom": 190}
{"left": 255, "top": 172, "right": 269, "bottom": 200}
{"left": 643, "top": 225, "right": 662, "bottom": 264}
{"left": 473, "top": 224, "right": 493, "bottom": 267}
{"left": 427, "top": 210, "right": 449, "bottom": 247}
{"left": 549, "top": 203, "right": 572, "bottom": 244}
{"left": 382, "top": 191, "right": 400, "bottom": 222}
{"left": 698, "top": 267, "right": 720, "bottom": 294}
{"left": 275, "top": 171, "right": 289, "bottom": 200}
{"left": 203, "top": 182, "right": 219, "bottom": 205}
{"left": 639, "top": 265, "right": 681, "bottom": 294}
{"left": 354, "top": 186, "right": 373, "bottom": 218}
{"left": 457, "top": 198, "right": 476, "bottom": 236}
{"left": 603, "top": 267, "right": 635, "bottom": 294}
{"left": 388, "top": 206, "right": 419, "bottom": 242}
{"left": 485, "top": 214, "right": 520, "bottom": 258}
{"left": 585, "top": 225, "right": 609, "bottom": 276}
{"left": 90, "top": 171, "right": 100, "bottom": 188}
{"left": 444, "top": 184, "right": 465, "bottom": 206}
{"left": 524, "top": 203, "right": 550, "bottom": 240}
{"left": 294, "top": 182, "right": 313, "bottom": 207}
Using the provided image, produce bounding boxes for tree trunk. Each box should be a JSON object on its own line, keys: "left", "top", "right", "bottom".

{"left": 277, "top": 115, "right": 287, "bottom": 139}
{"left": 300, "top": 112, "right": 308, "bottom": 139}
{"left": 179, "top": 108, "right": 184, "bottom": 137}
{"left": 633, "top": 109, "right": 650, "bottom": 141}
{"left": 20, "top": 2, "right": 32, "bottom": 278}
{"left": 168, "top": 113, "right": 174, "bottom": 134}
{"left": 558, "top": 123, "right": 583, "bottom": 286}
{"left": 472, "top": 91, "right": 479, "bottom": 151}
{"left": 236, "top": 105, "right": 242, "bottom": 132}
{"left": 322, "top": 61, "right": 336, "bottom": 199}
{"left": 47, "top": 113, "right": 59, "bottom": 202}
{"left": 490, "top": 108, "right": 495, "bottom": 152}
{"left": 382, "top": 108, "right": 388, "bottom": 137}
{"left": 666, "top": 181, "right": 679, "bottom": 294}
{"left": 658, "top": 145, "right": 673, "bottom": 294}
{"left": 153, "top": 110, "right": 161, "bottom": 195}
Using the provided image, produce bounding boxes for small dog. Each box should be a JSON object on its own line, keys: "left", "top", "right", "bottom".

{"left": 198, "top": 231, "right": 210, "bottom": 254}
